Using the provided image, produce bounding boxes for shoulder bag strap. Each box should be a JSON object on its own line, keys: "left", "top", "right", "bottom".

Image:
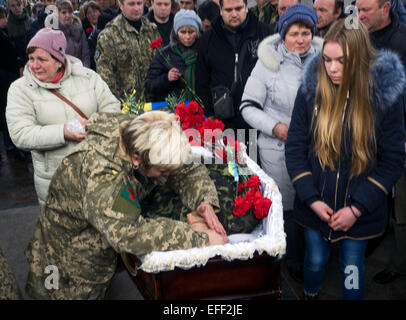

{"left": 49, "top": 89, "right": 89, "bottom": 120}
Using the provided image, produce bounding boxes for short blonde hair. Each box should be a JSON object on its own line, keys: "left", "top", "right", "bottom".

{"left": 120, "top": 111, "right": 192, "bottom": 171}
{"left": 177, "top": 25, "right": 200, "bottom": 38}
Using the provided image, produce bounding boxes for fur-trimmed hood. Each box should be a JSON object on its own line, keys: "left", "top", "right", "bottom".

{"left": 257, "top": 33, "right": 324, "bottom": 72}
{"left": 300, "top": 50, "right": 406, "bottom": 111}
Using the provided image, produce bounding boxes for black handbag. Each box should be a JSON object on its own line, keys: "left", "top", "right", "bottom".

{"left": 211, "top": 42, "right": 248, "bottom": 120}
{"left": 211, "top": 85, "right": 235, "bottom": 120}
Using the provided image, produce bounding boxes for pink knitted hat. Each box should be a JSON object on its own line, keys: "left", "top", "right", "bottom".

{"left": 27, "top": 28, "right": 67, "bottom": 64}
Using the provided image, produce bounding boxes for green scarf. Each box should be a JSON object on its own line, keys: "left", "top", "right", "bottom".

{"left": 172, "top": 46, "right": 197, "bottom": 101}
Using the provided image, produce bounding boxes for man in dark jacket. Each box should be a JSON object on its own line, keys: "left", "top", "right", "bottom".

{"left": 195, "top": 0, "right": 273, "bottom": 142}
{"left": 145, "top": 0, "right": 174, "bottom": 46}
{"left": 0, "top": 7, "right": 20, "bottom": 156}
{"left": 357, "top": 0, "right": 406, "bottom": 66}
{"left": 356, "top": 0, "right": 406, "bottom": 284}
{"left": 0, "top": 6, "right": 30, "bottom": 162}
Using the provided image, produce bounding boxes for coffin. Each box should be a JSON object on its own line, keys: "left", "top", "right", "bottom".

{"left": 122, "top": 252, "right": 281, "bottom": 300}
{"left": 121, "top": 148, "right": 286, "bottom": 300}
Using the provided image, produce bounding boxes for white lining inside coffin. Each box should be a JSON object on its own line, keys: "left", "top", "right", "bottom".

{"left": 138, "top": 147, "right": 286, "bottom": 273}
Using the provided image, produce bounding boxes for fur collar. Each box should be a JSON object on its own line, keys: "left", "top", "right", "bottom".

{"left": 257, "top": 33, "right": 324, "bottom": 72}
{"left": 59, "top": 15, "right": 84, "bottom": 42}
{"left": 300, "top": 50, "right": 406, "bottom": 111}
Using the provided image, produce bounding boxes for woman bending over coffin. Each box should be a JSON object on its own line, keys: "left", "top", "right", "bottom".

{"left": 25, "top": 111, "right": 230, "bottom": 300}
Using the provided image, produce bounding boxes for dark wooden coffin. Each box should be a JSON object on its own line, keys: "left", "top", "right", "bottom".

{"left": 121, "top": 252, "right": 281, "bottom": 300}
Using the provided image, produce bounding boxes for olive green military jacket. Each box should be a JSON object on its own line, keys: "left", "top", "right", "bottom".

{"left": 250, "top": 2, "right": 279, "bottom": 25}
{"left": 25, "top": 112, "right": 219, "bottom": 300}
{"left": 96, "top": 15, "right": 161, "bottom": 101}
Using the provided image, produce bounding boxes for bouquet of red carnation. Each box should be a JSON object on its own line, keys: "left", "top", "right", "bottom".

{"left": 234, "top": 175, "right": 272, "bottom": 219}
{"left": 175, "top": 102, "right": 242, "bottom": 163}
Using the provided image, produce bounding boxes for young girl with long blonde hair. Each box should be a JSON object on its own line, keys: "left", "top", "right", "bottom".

{"left": 285, "top": 19, "right": 406, "bottom": 299}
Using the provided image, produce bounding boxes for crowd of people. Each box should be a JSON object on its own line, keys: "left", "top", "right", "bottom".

{"left": 1, "top": 0, "right": 406, "bottom": 300}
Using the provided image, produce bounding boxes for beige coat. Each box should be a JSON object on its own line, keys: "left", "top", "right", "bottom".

{"left": 6, "top": 55, "right": 121, "bottom": 206}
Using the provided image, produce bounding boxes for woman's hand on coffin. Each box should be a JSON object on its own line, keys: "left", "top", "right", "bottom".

{"left": 204, "top": 229, "right": 229, "bottom": 246}
{"left": 310, "top": 200, "right": 334, "bottom": 223}
{"left": 197, "top": 203, "right": 227, "bottom": 236}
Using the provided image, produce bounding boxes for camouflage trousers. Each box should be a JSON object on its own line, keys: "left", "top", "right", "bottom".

{"left": 141, "top": 164, "right": 260, "bottom": 234}
{"left": 0, "top": 247, "right": 23, "bottom": 300}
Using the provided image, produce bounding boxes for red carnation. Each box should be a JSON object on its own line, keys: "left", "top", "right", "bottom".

{"left": 201, "top": 119, "right": 223, "bottom": 145}
{"left": 233, "top": 196, "right": 251, "bottom": 216}
{"left": 245, "top": 175, "right": 261, "bottom": 191}
{"left": 254, "top": 197, "right": 272, "bottom": 219}
{"left": 150, "top": 37, "right": 163, "bottom": 50}
{"left": 175, "top": 103, "right": 188, "bottom": 122}
{"left": 85, "top": 27, "right": 94, "bottom": 34}
{"left": 238, "top": 182, "right": 245, "bottom": 193}
{"left": 213, "top": 119, "right": 225, "bottom": 132}
{"left": 244, "top": 190, "right": 262, "bottom": 207}
{"left": 188, "top": 101, "right": 203, "bottom": 116}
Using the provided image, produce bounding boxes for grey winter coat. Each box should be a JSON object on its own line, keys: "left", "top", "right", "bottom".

{"left": 240, "top": 34, "right": 323, "bottom": 211}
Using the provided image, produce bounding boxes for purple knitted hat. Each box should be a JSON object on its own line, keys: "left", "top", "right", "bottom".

{"left": 27, "top": 28, "right": 67, "bottom": 64}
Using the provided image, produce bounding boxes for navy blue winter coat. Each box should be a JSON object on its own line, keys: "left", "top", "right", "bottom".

{"left": 145, "top": 31, "right": 197, "bottom": 102}
{"left": 285, "top": 51, "right": 406, "bottom": 243}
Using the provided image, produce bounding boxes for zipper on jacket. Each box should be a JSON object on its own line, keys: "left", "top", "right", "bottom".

{"left": 343, "top": 179, "right": 350, "bottom": 208}
{"left": 328, "top": 161, "right": 341, "bottom": 242}
{"left": 320, "top": 175, "right": 326, "bottom": 200}
{"left": 234, "top": 53, "right": 238, "bottom": 83}
{"left": 328, "top": 96, "right": 349, "bottom": 241}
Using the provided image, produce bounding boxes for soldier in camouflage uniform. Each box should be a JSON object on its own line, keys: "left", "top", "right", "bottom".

{"left": 250, "top": 0, "right": 279, "bottom": 25}
{"left": 95, "top": 0, "right": 161, "bottom": 101}
{"left": 0, "top": 247, "right": 23, "bottom": 300}
{"left": 142, "top": 163, "right": 260, "bottom": 235}
{"left": 25, "top": 111, "right": 228, "bottom": 300}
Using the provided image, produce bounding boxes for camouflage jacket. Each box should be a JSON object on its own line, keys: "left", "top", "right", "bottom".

{"left": 96, "top": 15, "right": 160, "bottom": 101}
{"left": 250, "top": 2, "right": 279, "bottom": 25}
{"left": 0, "top": 247, "right": 22, "bottom": 300}
{"left": 25, "top": 112, "right": 219, "bottom": 300}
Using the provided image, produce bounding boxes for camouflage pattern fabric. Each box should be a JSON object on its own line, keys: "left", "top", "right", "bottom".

{"left": 96, "top": 15, "right": 160, "bottom": 101}
{"left": 142, "top": 164, "right": 260, "bottom": 234}
{"left": 250, "top": 2, "right": 279, "bottom": 25}
{"left": 0, "top": 247, "right": 23, "bottom": 300}
{"left": 25, "top": 112, "right": 218, "bottom": 300}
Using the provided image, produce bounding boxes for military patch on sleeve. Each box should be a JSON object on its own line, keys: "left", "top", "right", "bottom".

{"left": 94, "top": 49, "right": 100, "bottom": 60}
{"left": 121, "top": 182, "right": 140, "bottom": 207}
{"left": 112, "top": 182, "right": 141, "bottom": 219}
